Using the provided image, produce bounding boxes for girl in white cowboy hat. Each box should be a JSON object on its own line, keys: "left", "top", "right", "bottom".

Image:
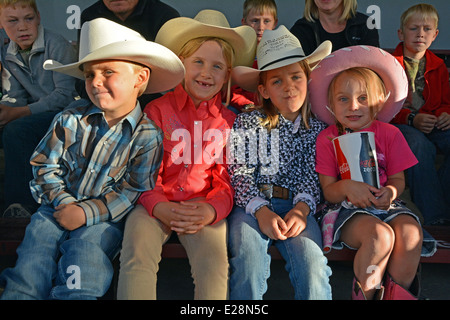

{"left": 117, "top": 9, "right": 257, "bottom": 300}
{"left": 227, "top": 25, "right": 332, "bottom": 300}
{"left": 312, "top": 46, "right": 437, "bottom": 300}
{"left": 0, "top": 18, "right": 185, "bottom": 300}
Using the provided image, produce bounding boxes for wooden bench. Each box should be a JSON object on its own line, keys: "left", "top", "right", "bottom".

{"left": 1, "top": 217, "right": 449, "bottom": 264}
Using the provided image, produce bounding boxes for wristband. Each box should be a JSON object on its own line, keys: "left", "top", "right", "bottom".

{"left": 408, "top": 112, "right": 417, "bottom": 127}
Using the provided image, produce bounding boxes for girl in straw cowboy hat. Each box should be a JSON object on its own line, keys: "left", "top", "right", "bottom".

{"left": 227, "top": 25, "right": 332, "bottom": 300}
{"left": 311, "top": 46, "right": 437, "bottom": 300}
{"left": 0, "top": 18, "right": 184, "bottom": 299}
{"left": 117, "top": 9, "right": 257, "bottom": 300}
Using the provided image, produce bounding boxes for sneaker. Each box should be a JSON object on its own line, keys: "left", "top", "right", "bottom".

{"left": 2, "top": 203, "right": 32, "bottom": 218}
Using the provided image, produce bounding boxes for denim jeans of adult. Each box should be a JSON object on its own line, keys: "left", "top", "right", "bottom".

{"left": 395, "top": 124, "right": 450, "bottom": 224}
{"left": 0, "top": 205, "right": 123, "bottom": 300}
{"left": 228, "top": 199, "right": 332, "bottom": 300}
{"left": 0, "top": 111, "right": 60, "bottom": 211}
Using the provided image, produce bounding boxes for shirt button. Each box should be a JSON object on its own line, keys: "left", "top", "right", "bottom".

{"left": 184, "top": 164, "right": 188, "bottom": 168}
{"left": 179, "top": 187, "right": 184, "bottom": 191}
{"left": 194, "top": 121, "right": 198, "bottom": 125}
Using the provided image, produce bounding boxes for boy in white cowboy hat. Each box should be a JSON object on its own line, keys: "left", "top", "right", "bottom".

{"left": 0, "top": 18, "right": 185, "bottom": 300}
{"left": 117, "top": 9, "right": 256, "bottom": 300}
{"left": 227, "top": 25, "right": 332, "bottom": 300}
{"left": 311, "top": 45, "right": 436, "bottom": 299}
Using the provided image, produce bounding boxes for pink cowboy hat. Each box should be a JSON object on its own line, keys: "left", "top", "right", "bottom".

{"left": 309, "top": 45, "right": 408, "bottom": 125}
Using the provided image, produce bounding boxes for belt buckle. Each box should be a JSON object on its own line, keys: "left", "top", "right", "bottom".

{"left": 259, "top": 184, "right": 273, "bottom": 199}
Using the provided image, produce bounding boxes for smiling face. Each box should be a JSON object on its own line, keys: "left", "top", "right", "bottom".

{"left": 181, "top": 40, "right": 230, "bottom": 108}
{"left": 0, "top": 4, "right": 40, "bottom": 50}
{"left": 329, "top": 68, "right": 386, "bottom": 132}
{"left": 398, "top": 13, "right": 439, "bottom": 60}
{"left": 258, "top": 62, "right": 308, "bottom": 122}
{"left": 83, "top": 60, "right": 149, "bottom": 125}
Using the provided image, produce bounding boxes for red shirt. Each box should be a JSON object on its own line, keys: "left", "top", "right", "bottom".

{"left": 138, "top": 84, "right": 236, "bottom": 224}
{"left": 391, "top": 42, "right": 450, "bottom": 124}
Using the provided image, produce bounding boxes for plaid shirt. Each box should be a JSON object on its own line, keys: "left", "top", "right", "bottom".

{"left": 30, "top": 102, "right": 163, "bottom": 226}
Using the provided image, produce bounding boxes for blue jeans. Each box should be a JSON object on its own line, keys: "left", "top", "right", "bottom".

{"left": 228, "top": 199, "right": 332, "bottom": 300}
{"left": 0, "top": 205, "right": 123, "bottom": 300}
{"left": 0, "top": 111, "right": 60, "bottom": 211}
{"left": 395, "top": 125, "right": 450, "bottom": 224}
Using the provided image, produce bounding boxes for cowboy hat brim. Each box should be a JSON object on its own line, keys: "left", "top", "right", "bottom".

{"left": 44, "top": 40, "right": 185, "bottom": 94}
{"left": 309, "top": 45, "right": 408, "bottom": 125}
{"left": 231, "top": 40, "right": 332, "bottom": 92}
{"left": 155, "top": 16, "right": 257, "bottom": 67}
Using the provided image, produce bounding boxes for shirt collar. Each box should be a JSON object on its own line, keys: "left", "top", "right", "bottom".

{"left": 85, "top": 101, "right": 143, "bottom": 131}
{"left": 173, "top": 84, "right": 223, "bottom": 118}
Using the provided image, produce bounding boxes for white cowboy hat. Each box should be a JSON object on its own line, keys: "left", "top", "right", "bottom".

{"left": 231, "top": 25, "right": 332, "bottom": 92}
{"left": 43, "top": 18, "right": 185, "bottom": 94}
{"left": 155, "top": 9, "right": 257, "bottom": 67}
{"left": 309, "top": 45, "right": 408, "bottom": 125}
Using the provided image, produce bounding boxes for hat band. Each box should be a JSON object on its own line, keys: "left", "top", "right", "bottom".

{"left": 259, "top": 54, "right": 305, "bottom": 71}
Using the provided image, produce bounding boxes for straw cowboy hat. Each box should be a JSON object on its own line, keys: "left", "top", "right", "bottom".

{"left": 43, "top": 18, "right": 185, "bottom": 94}
{"left": 231, "top": 25, "right": 332, "bottom": 92}
{"left": 155, "top": 9, "right": 257, "bottom": 67}
{"left": 309, "top": 45, "right": 409, "bottom": 125}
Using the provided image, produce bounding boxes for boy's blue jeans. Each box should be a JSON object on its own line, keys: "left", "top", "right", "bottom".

{"left": 0, "top": 205, "right": 123, "bottom": 300}
{"left": 227, "top": 199, "right": 332, "bottom": 300}
{"left": 0, "top": 111, "right": 59, "bottom": 211}
{"left": 395, "top": 124, "right": 450, "bottom": 224}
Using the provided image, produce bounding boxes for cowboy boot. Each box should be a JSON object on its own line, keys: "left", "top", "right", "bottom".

{"left": 383, "top": 272, "right": 420, "bottom": 300}
{"left": 352, "top": 276, "right": 385, "bottom": 300}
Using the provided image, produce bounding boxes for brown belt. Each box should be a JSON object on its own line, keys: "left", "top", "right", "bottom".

{"left": 259, "top": 184, "right": 291, "bottom": 200}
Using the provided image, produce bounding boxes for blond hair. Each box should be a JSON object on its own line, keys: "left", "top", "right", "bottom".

{"left": 178, "top": 36, "right": 234, "bottom": 104}
{"left": 303, "top": 0, "right": 356, "bottom": 23}
{"left": 0, "top": 0, "right": 38, "bottom": 14}
{"left": 258, "top": 60, "right": 312, "bottom": 131}
{"left": 328, "top": 67, "right": 386, "bottom": 134}
{"left": 400, "top": 3, "right": 439, "bottom": 31}
{"left": 243, "top": 0, "right": 278, "bottom": 21}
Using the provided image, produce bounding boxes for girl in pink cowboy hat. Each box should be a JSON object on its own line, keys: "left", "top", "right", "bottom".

{"left": 311, "top": 45, "right": 437, "bottom": 300}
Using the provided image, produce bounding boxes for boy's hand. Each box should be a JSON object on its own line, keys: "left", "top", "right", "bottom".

{"left": 436, "top": 112, "right": 450, "bottom": 131}
{"left": 54, "top": 203, "right": 87, "bottom": 231}
{"left": 0, "top": 105, "right": 31, "bottom": 127}
{"left": 255, "top": 206, "right": 288, "bottom": 240}
{"left": 413, "top": 113, "right": 437, "bottom": 133}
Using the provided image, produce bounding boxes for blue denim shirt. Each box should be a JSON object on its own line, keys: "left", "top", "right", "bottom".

{"left": 1, "top": 25, "right": 78, "bottom": 113}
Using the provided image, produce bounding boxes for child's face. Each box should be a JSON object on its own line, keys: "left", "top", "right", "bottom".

{"left": 242, "top": 8, "right": 277, "bottom": 43}
{"left": 0, "top": 4, "right": 40, "bottom": 50}
{"left": 83, "top": 60, "right": 148, "bottom": 124}
{"left": 331, "top": 73, "right": 373, "bottom": 131}
{"left": 258, "top": 62, "right": 308, "bottom": 122}
{"left": 181, "top": 40, "right": 230, "bottom": 107}
{"left": 398, "top": 14, "right": 438, "bottom": 58}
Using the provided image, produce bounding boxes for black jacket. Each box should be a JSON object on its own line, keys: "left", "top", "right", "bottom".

{"left": 290, "top": 12, "right": 380, "bottom": 55}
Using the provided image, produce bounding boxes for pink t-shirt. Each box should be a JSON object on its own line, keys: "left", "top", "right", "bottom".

{"left": 315, "top": 120, "right": 418, "bottom": 187}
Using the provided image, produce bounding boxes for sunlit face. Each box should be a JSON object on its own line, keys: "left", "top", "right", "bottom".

{"left": 83, "top": 60, "right": 148, "bottom": 123}
{"left": 0, "top": 5, "right": 40, "bottom": 50}
{"left": 242, "top": 9, "right": 277, "bottom": 43}
{"left": 398, "top": 14, "right": 439, "bottom": 59}
{"left": 103, "top": 0, "right": 139, "bottom": 20}
{"left": 181, "top": 40, "right": 230, "bottom": 107}
{"left": 330, "top": 73, "right": 374, "bottom": 131}
{"left": 314, "top": 0, "right": 343, "bottom": 14}
{"left": 258, "top": 62, "right": 308, "bottom": 122}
